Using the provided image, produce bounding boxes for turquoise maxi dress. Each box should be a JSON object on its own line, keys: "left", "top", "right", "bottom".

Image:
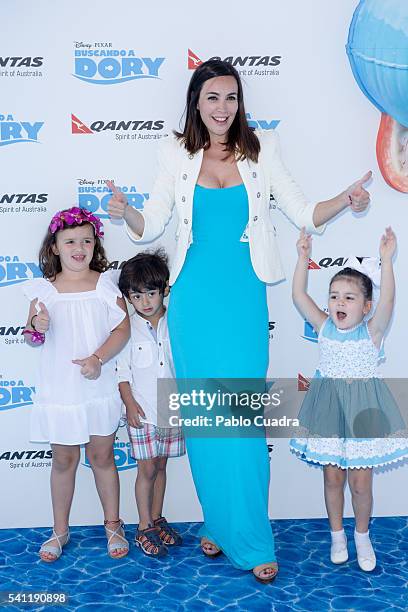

{"left": 167, "top": 183, "right": 276, "bottom": 569}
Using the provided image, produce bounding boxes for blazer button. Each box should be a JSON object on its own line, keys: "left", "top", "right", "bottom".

{"left": 160, "top": 362, "right": 163, "bottom": 366}
{"left": 182, "top": 173, "right": 187, "bottom": 180}
{"left": 252, "top": 172, "right": 257, "bottom": 178}
{"left": 159, "top": 342, "right": 162, "bottom": 346}
{"left": 181, "top": 196, "right": 186, "bottom": 202}
{"left": 256, "top": 192, "right": 261, "bottom": 198}
{"left": 138, "top": 346, "right": 142, "bottom": 350}
{"left": 253, "top": 216, "right": 258, "bottom": 221}
{"left": 188, "top": 154, "right": 194, "bottom": 160}
{"left": 184, "top": 219, "right": 189, "bottom": 224}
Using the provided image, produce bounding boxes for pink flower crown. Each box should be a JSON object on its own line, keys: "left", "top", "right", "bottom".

{"left": 49, "top": 207, "right": 104, "bottom": 238}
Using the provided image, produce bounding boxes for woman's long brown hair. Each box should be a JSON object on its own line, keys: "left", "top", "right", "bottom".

{"left": 174, "top": 59, "right": 260, "bottom": 162}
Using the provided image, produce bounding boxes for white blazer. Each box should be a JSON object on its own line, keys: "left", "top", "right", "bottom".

{"left": 126, "top": 130, "right": 325, "bottom": 285}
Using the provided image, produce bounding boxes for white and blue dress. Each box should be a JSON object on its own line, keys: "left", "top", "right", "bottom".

{"left": 290, "top": 317, "right": 408, "bottom": 469}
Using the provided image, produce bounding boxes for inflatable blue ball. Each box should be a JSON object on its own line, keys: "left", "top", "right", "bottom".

{"left": 347, "top": 0, "right": 408, "bottom": 128}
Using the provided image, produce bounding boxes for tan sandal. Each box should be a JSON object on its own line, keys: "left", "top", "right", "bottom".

{"left": 39, "top": 529, "right": 70, "bottom": 562}
{"left": 200, "top": 537, "right": 222, "bottom": 558}
{"left": 104, "top": 519, "right": 129, "bottom": 559}
{"left": 253, "top": 562, "right": 278, "bottom": 584}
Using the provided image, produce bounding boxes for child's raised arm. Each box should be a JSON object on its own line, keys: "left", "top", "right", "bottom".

{"left": 368, "top": 227, "right": 396, "bottom": 347}
{"left": 292, "top": 228, "right": 327, "bottom": 333}
{"left": 24, "top": 300, "right": 49, "bottom": 347}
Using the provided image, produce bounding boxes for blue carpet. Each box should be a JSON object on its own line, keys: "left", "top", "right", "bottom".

{"left": 0, "top": 517, "right": 407, "bottom": 611}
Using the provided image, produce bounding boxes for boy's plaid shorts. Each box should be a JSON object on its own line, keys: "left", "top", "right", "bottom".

{"left": 127, "top": 422, "right": 186, "bottom": 460}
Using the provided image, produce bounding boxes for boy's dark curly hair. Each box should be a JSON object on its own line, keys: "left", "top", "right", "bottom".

{"left": 119, "top": 248, "right": 169, "bottom": 297}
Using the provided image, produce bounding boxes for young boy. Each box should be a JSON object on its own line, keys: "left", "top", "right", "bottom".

{"left": 117, "top": 249, "right": 185, "bottom": 557}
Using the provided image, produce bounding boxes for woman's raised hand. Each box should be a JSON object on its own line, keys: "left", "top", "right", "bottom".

{"left": 296, "top": 228, "right": 312, "bottom": 260}
{"left": 344, "top": 171, "right": 372, "bottom": 213}
{"left": 105, "top": 180, "right": 128, "bottom": 219}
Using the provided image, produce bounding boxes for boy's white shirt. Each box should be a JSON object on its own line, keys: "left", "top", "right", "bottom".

{"left": 116, "top": 310, "right": 174, "bottom": 425}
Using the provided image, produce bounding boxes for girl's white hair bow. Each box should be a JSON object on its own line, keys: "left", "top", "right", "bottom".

{"left": 345, "top": 256, "right": 381, "bottom": 287}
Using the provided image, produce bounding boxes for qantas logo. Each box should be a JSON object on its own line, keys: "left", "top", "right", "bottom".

{"left": 188, "top": 49, "right": 202, "bottom": 70}
{"left": 71, "top": 114, "right": 165, "bottom": 135}
{"left": 71, "top": 114, "right": 93, "bottom": 134}
{"left": 308, "top": 258, "right": 321, "bottom": 270}
{"left": 298, "top": 373, "right": 310, "bottom": 392}
{"left": 187, "top": 49, "right": 281, "bottom": 70}
{"left": 308, "top": 256, "right": 368, "bottom": 270}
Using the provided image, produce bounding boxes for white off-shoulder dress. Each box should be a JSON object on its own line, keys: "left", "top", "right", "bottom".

{"left": 22, "top": 270, "right": 125, "bottom": 445}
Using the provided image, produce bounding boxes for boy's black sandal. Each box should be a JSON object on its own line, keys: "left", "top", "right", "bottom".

{"left": 153, "top": 516, "right": 183, "bottom": 546}
{"left": 135, "top": 524, "right": 168, "bottom": 557}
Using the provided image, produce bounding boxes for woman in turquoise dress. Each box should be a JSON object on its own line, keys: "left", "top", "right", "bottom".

{"left": 168, "top": 182, "right": 274, "bottom": 575}
{"left": 107, "top": 60, "right": 371, "bottom": 582}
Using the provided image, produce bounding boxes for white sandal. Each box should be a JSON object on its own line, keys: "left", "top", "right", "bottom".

{"left": 104, "top": 519, "right": 129, "bottom": 559}
{"left": 39, "top": 529, "right": 70, "bottom": 562}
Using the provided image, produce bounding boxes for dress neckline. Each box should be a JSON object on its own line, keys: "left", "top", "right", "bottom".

{"left": 195, "top": 183, "right": 244, "bottom": 191}
{"left": 45, "top": 273, "right": 102, "bottom": 295}
{"left": 334, "top": 320, "right": 364, "bottom": 334}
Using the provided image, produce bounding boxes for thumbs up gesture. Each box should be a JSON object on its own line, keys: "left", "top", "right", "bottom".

{"left": 34, "top": 301, "right": 50, "bottom": 333}
{"left": 344, "top": 171, "right": 372, "bottom": 213}
{"left": 105, "top": 180, "right": 128, "bottom": 219}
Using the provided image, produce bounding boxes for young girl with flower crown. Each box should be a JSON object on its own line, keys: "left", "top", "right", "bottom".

{"left": 290, "top": 227, "right": 408, "bottom": 572}
{"left": 23, "top": 207, "right": 130, "bottom": 562}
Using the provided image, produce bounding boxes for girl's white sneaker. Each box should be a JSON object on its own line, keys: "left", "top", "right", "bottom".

{"left": 355, "top": 530, "right": 376, "bottom": 572}
{"left": 330, "top": 529, "right": 348, "bottom": 564}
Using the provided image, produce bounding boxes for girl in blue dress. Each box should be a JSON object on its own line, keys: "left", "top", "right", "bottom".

{"left": 290, "top": 227, "right": 408, "bottom": 572}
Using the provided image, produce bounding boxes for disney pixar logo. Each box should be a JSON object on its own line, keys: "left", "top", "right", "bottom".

{"left": 0, "top": 256, "right": 41, "bottom": 288}
{"left": 0, "top": 114, "right": 43, "bottom": 146}
{"left": 0, "top": 379, "right": 35, "bottom": 411}
{"left": 246, "top": 114, "right": 280, "bottom": 131}
{"left": 82, "top": 440, "right": 137, "bottom": 471}
{"left": 78, "top": 179, "right": 148, "bottom": 219}
{"left": 73, "top": 42, "right": 165, "bottom": 85}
